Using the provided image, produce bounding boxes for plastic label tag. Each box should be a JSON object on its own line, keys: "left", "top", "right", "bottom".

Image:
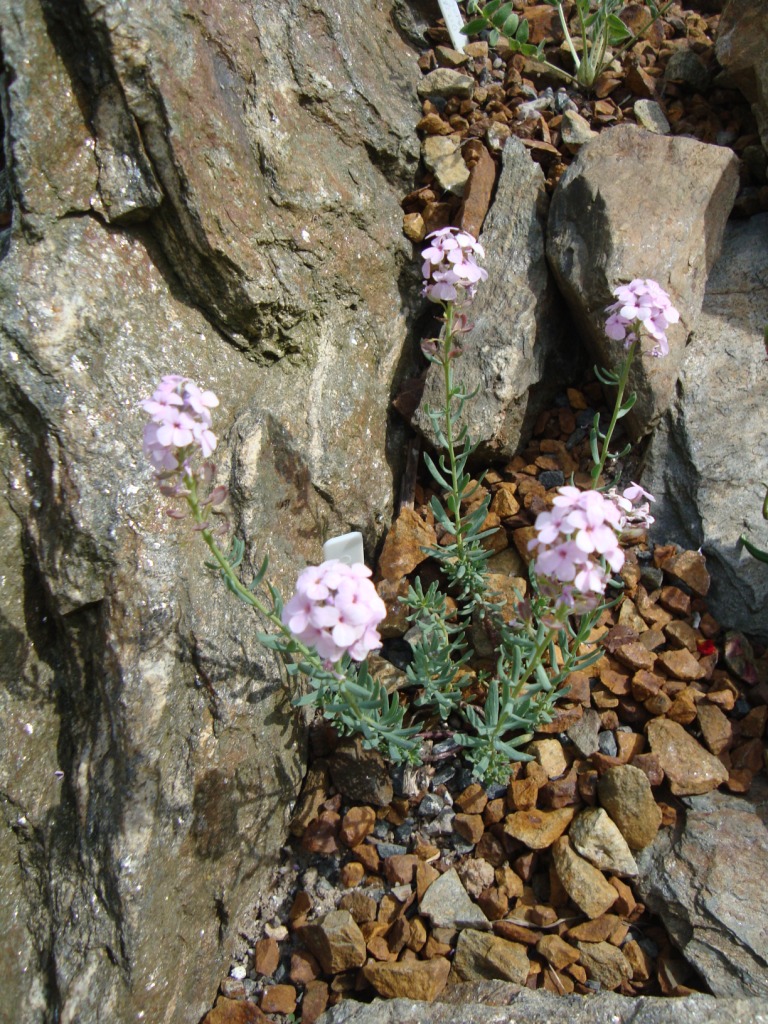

{"left": 322, "top": 531, "right": 365, "bottom": 567}
{"left": 437, "top": 0, "right": 466, "bottom": 53}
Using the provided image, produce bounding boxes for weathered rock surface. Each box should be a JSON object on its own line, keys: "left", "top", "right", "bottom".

{"left": 716, "top": 0, "right": 768, "bottom": 157}
{"left": 641, "top": 215, "right": 768, "bottom": 640}
{"left": 315, "top": 989, "right": 768, "bottom": 1024}
{"left": 0, "top": 2, "right": 421, "bottom": 1022}
{"left": 451, "top": 929, "right": 530, "bottom": 985}
{"left": 597, "top": 764, "right": 663, "bottom": 850}
{"left": 419, "top": 867, "right": 490, "bottom": 930}
{"left": 363, "top": 957, "right": 451, "bottom": 1002}
{"left": 547, "top": 124, "right": 739, "bottom": 438}
{"left": 636, "top": 779, "right": 768, "bottom": 998}
{"left": 413, "top": 136, "right": 574, "bottom": 458}
{"left": 551, "top": 837, "right": 618, "bottom": 919}
{"left": 569, "top": 807, "right": 639, "bottom": 877}
{"left": 646, "top": 718, "right": 729, "bottom": 795}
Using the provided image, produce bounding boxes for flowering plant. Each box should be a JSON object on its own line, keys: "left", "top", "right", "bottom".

{"left": 589, "top": 278, "right": 679, "bottom": 487}
{"left": 141, "top": 248, "right": 671, "bottom": 783}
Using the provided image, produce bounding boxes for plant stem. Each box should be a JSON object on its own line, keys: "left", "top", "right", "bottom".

{"left": 512, "top": 625, "right": 558, "bottom": 698}
{"left": 440, "top": 303, "right": 469, "bottom": 560}
{"left": 590, "top": 339, "right": 637, "bottom": 487}
{"left": 555, "top": 0, "right": 581, "bottom": 72}
{"left": 184, "top": 472, "right": 316, "bottom": 658}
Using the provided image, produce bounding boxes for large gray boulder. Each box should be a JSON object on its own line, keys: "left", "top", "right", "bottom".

{"left": 636, "top": 780, "right": 768, "bottom": 999}
{"left": 412, "top": 137, "right": 575, "bottom": 459}
{"left": 641, "top": 215, "right": 768, "bottom": 639}
{"left": 547, "top": 125, "right": 739, "bottom": 439}
{"left": 0, "top": 1, "right": 421, "bottom": 1022}
{"left": 316, "top": 988, "right": 768, "bottom": 1024}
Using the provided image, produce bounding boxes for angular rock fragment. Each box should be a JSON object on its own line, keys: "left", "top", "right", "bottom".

{"left": 363, "top": 957, "right": 451, "bottom": 1001}
{"left": 297, "top": 911, "right": 367, "bottom": 975}
{"left": 551, "top": 838, "right": 618, "bottom": 919}
{"left": 569, "top": 808, "right": 639, "bottom": 877}
{"left": 646, "top": 719, "right": 729, "bottom": 796}
{"left": 597, "top": 765, "right": 662, "bottom": 850}
{"left": 419, "top": 868, "right": 490, "bottom": 930}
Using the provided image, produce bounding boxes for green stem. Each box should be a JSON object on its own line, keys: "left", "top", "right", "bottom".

{"left": 440, "top": 303, "right": 468, "bottom": 561}
{"left": 184, "top": 472, "right": 317, "bottom": 661}
{"left": 512, "top": 625, "right": 558, "bottom": 698}
{"left": 590, "top": 339, "right": 637, "bottom": 487}
{"left": 556, "top": 0, "right": 581, "bottom": 72}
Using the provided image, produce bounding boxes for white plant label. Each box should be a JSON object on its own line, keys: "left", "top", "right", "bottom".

{"left": 438, "top": 0, "right": 467, "bottom": 53}
{"left": 323, "top": 531, "right": 365, "bottom": 566}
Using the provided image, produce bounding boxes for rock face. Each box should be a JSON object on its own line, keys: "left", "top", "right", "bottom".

{"left": 315, "top": 989, "right": 768, "bottom": 1024}
{"left": 717, "top": 0, "right": 768, "bottom": 157}
{"left": 413, "top": 137, "right": 575, "bottom": 458}
{"left": 636, "top": 780, "right": 768, "bottom": 998}
{"left": 547, "top": 124, "right": 739, "bottom": 438}
{"left": 0, "top": 2, "right": 420, "bottom": 1023}
{"left": 641, "top": 215, "right": 768, "bottom": 640}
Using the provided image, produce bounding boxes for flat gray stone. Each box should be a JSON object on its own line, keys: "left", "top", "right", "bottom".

{"left": 419, "top": 867, "right": 491, "bottom": 930}
{"left": 315, "top": 989, "right": 768, "bottom": 1024}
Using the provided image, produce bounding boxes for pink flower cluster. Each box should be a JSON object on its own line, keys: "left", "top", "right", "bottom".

{"left": 604, "top": 279, "right": 680, "bottom": 357}
{"left": 282, "top": 560, "right": 387, "bottom": 663}
{"left": 607, "top": 482, "right": 656, "bottom": 539}
{"left": 421, "top": 227, "right": 488, "bottom": 303}
{"left": 528, "top": 486, "right": 625, "bottom": 610}
{"left": 142, "top": 375, "right": 219, "bottom": 473}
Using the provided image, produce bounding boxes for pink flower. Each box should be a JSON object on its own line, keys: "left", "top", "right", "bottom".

{"left": 604, "top": 279, "right": 680, "bottom": 357}
{"left": 604, "top": 482, "right": 656, "bottom": 539}
{"left": 421, "top": 227, "right": 488, "bottom": 304}
{"left": 528, "top": 487, "right": 626, "bottom": 611}
{"left": 142, "top": 375, "right": 219, "bottom": 473}
{"left": 282, "top": 560, "right": 386, "bottom": 664}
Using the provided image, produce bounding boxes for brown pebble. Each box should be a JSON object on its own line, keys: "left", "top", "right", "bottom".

{"left": 340, "top": 861, "right": 365, "bottom": 888}
{"left": 567, "top": 914, "right": 622, "bottom": 943}
{"left": 416, "top": 861, "right": 440, "bottom": 901}
{"left": 260, "top": 985, "right": 297, "bottom": 1015}
{"left": 289, "top": 890, "right": 313, "bottom": 927}
{"left": 289, "top": 950, "right": 321, "bottom": 985}
{"left": 350, "top": 842, "right": 380, "bottom": 874}
{"left": 201, "top": 997, "right": 268, "bottom": 1024}
{"left": 456, "top": 782, "right": 489, "bottom": 814}
{"left": 657, "top": 648, "right": 705, "bottom": 682}
{"left": 608, "top": 876, "right": 637, "bottom": 917}
{"left": 384, "top": 854, "right": 419, "bottom": 886}
{"left": 254, "top": 937, "right": 280, "bottom": 977}
{"left": 493, "top": 920, "right": 541, "bottom": 945}
{"left": 301, "top": 981, "right": 329, "bottom": 1024}
{"left": 302, "top": 811, "right": 341, "bottom": 854}
{"left": 658, "top": 585, "right": 691, "bottom": 616}
{"left": 508, "top": 777, "right": 539, "bottom": 810}
{"left": 454, "top": 813, "right": 485, "bottom": 845}
{"left": 477, "top": 886, "right": 510, "bottom": 921}
{"left": 614, "top": 643, "right": 657, "bottom": 673}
